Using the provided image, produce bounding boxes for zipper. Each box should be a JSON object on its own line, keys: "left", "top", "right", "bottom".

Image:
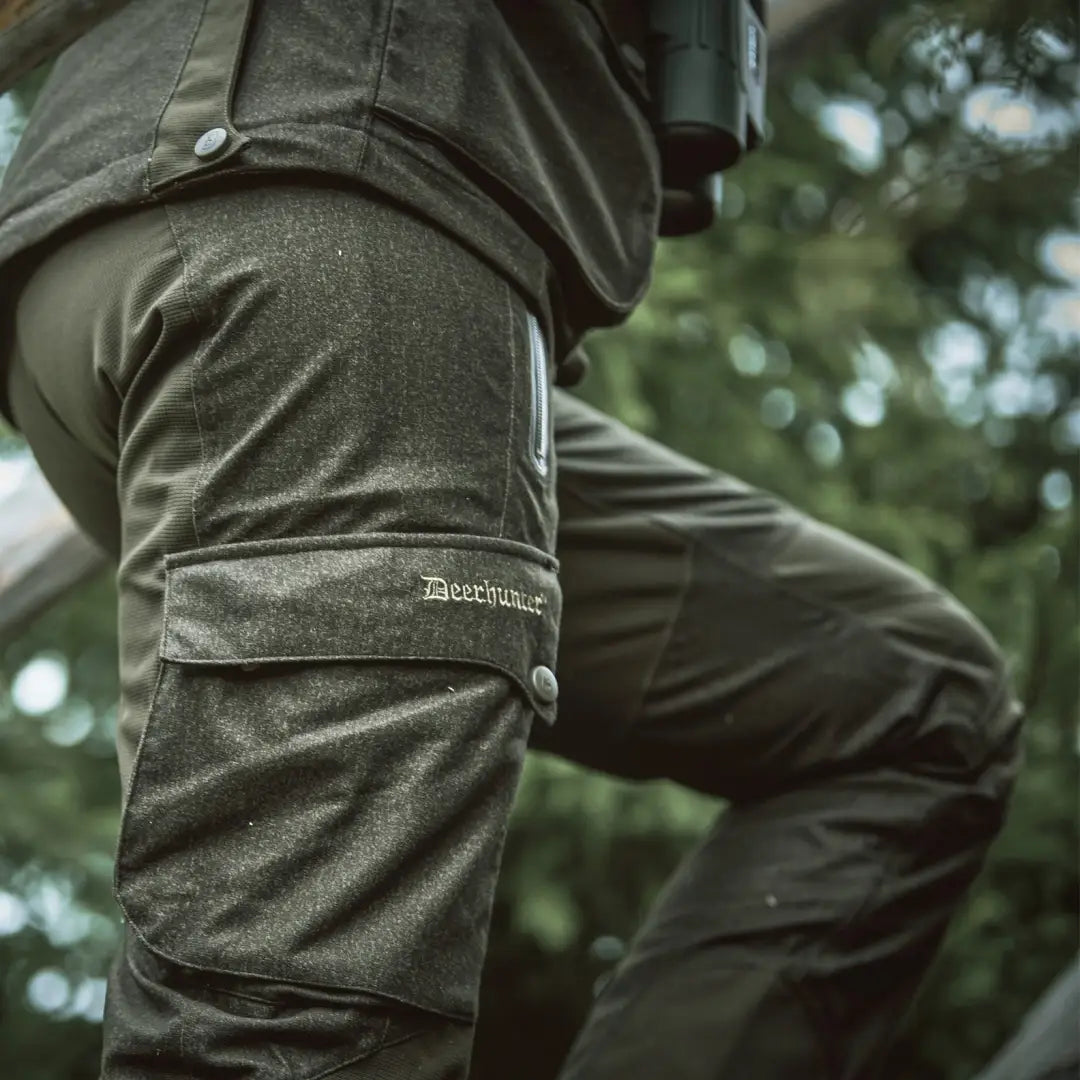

{"left": 526, "top": 311, "right": 550, "bottom": 478}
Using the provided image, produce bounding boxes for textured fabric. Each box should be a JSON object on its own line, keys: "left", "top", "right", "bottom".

{"left": 5, "top": 184, "right": 1025, "bottom": 1078}
{"left": 11, "top": 182, "right": 561, "bottom": 1068}
{"left": 158, "top": 536, "right": 559, "bottom": 715}
{"left": 0, "top": 0, "right": 660, "bottom": 431}
{"left": 539, "top": 396, "right": 1027, "bottom": 1080}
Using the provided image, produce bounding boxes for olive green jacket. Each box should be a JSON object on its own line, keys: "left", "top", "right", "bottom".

{"left": 0, "top": 0, "right": 660, "bottom": 424}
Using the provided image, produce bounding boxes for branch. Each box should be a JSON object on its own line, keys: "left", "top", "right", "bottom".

{"left": 0, "top": 459, "right": 109, "bottom": 645}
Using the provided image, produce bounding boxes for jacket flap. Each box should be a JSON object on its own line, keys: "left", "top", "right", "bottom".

{"left": 160, "top": 532, "right": 561, "bottom": 719}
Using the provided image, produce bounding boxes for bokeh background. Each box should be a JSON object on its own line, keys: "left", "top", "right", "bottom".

{"left": 0, "top": 0, "right": 1076, "bottom": 1077}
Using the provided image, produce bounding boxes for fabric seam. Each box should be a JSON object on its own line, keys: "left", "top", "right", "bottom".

{"left": 161, "top": 202, "right": 208, "bottom": 549}
{"left": 354, "top": 0, "right": 397, "bottom": 174}
{"left": 117, "top": 851, "right": 475, "bottom": 1026}
{"left": 143, "top": 0, "right": 207, "bottom": 196}
{"left": 633, "top": 534, "right": 696, "bottom": 727}
{"left": 559, "top": 470, "right": 1000, "bottom": 695}
{"left": 309, "top": 1015, "right": 393, "bottom": 1080}
{"left": 162, "top": 530, "right": 559, "bottom": 570}
{"left": 496, "top": 280, "right": 518, "bottom": 539}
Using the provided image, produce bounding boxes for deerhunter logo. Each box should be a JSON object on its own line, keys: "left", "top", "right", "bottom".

{"left": 420, "top": 575, "right": 546, "bottom": 616}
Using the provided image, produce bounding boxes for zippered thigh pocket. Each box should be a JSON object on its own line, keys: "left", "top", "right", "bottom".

{"left": 526, "top": 310, "right": 551, "bottom": 478}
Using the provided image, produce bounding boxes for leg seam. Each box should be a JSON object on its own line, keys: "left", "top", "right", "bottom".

{"left": 496, "top": 280, "right": 518, "bottom": 539}
{"left": 162, "top": 202, "right": 207, "bottom": 549}
{"left": 632, "top": 535, "right": 696, "bottom": 726}
{"left": 560, "top": 471, "right": 1003, "bottom": 695}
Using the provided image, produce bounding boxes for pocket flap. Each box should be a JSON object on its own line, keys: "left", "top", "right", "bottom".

{"left": 160, "top": 532, "right": 561, "bottom": 719}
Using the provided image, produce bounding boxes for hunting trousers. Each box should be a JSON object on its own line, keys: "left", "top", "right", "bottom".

{"left": 4, "top": 178, "right": 1024, "bottom": 1079}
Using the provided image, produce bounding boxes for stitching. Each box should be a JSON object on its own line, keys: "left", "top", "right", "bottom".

{"left": 354, "top": 0, "right": 397, "bottom": 173}
{"left": 559, "top": 467, "right": 1014, "bottom": 776}
{"left": 162, "top": 530, "right": 561, "bottom": 570}
{"left": 496, "top": 281, "right": 517, "bottom": 539}
{"left": 222, "top": 0, "right": 257, "bottom": 129}
{"left": 309, "top": 1015, "right": 393, "bottom": 1080}
{"left": 157, "top": 570, "right": 171, "bottom": 665}
{"left": 162, "top": 203, "right": 207, "bottom": 549}
{"left": 630, "top": 534, "right": 696, "bottom": 727}
{"left": 116, "top": 910, "right": 477, "bottom": 1023}
{"left": 118, "top": 872, "right": 477, "bottom": 1024}
{"left": 558, "top": 468, "right": 991, "bottom": 690}
{"left": 114, "top": 653, "right": 167, "bottom": 833}
{"left": 144, "top": 0, "right": 207, "bottom": 194}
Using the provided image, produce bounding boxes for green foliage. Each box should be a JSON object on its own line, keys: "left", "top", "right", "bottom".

{"left": 0, "top": 573, "right": 120, "bottom": 1079}
{"left": 1, "top": 2, "right": 1076, "bottom": 1077}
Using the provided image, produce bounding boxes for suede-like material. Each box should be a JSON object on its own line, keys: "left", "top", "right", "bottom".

{"left": 6, "top": 182, "right": 1025, "bottom": 1079}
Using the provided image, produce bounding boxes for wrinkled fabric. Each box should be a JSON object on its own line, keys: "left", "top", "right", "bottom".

{"left": 0, "top": 0, "right": 660, "bottom": 431}
{"left": 10, "top": 181, "right": 562, "bottom": 1074}
{"left": 5, "top": 183, "right": 1025, "bottom": 1078}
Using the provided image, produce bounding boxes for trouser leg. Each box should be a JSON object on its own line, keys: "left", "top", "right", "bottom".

{"left": 535, "top": 391, "right": 1024, "bottom": 1079}
{"left": 8, "top": 180, "right": 562, "bottom": 1079}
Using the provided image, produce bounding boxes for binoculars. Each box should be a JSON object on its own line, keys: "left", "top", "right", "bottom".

{"left": 646, "top": 0, "right": 768, "bottom": 235}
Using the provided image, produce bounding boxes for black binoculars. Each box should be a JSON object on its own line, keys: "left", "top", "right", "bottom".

{"left": 646, "top": 0, "right": 768, "bottom": 235}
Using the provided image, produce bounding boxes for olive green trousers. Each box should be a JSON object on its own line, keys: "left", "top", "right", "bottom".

{"left": 4, "top": 179, "right": 1024, "bottom": 1080}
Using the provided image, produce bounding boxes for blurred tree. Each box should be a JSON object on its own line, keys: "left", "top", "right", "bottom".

{"left": 0, "top": 1, "right": 1076, "bottom": 1077}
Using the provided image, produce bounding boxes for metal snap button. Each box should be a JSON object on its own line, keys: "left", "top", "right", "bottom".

{"left": 529, "top": 664, "right": 559, "bottom": 704}
{"left": 194, "top": 127, "right": 229, "bottom": 159}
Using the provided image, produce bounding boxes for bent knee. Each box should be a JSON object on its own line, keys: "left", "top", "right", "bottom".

{"left": 884, "top": 584, "right": 1025, "bottom": 824}
{"left": 776, "top": 511, "right": 1026, "bottom": 787}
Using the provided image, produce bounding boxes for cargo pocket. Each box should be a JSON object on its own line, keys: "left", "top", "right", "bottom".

{"left": 115, "top": 532, "right": 561, "bottom": 1023}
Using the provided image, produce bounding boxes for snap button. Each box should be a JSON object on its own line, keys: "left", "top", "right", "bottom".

{"left": 194, "top": 127, "right": 229, "bottom": 159}
{"left": 530, "top": 665, "right": 559, "bottom": 704}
